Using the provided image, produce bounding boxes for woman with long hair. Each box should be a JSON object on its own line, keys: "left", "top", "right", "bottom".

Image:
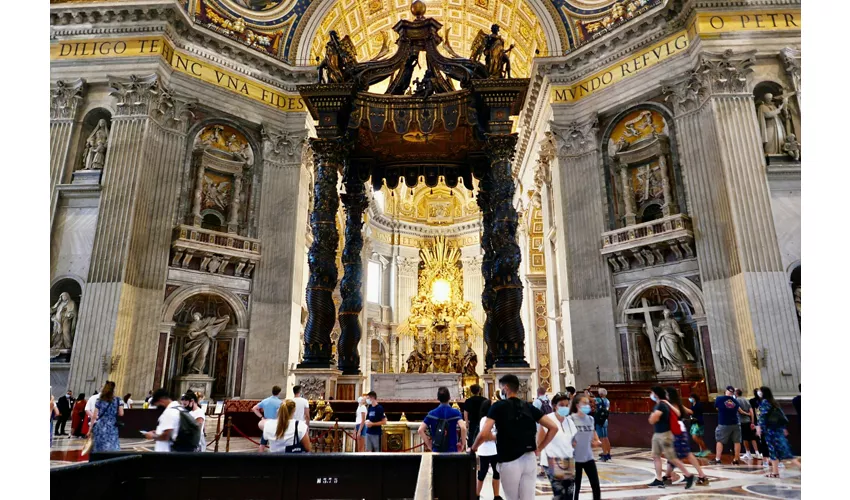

{"left": 474, "top": 399, "right": 501, "bottom": 500}
{"left": 755, "top": 386, "right": 797, "bottom": 478}
{"left": 71, "top": 393, "right": 87, "bottom": 438}
{"left": 258, "top": 400, "right": 311, "bottom": 453}
{"left": 663, "top": 388, "right": 708, "bottom": 485}
{"left": 355, "top": 395, "right": 368, "bottom": 452}
{"left": 89, "top": 381, "right": 124, "bottom": 452}
{"left": 569, "top": 395, "right": 602, "bottom": 500}
{"left": 123, "top": 393, "right": 133, "bottom": 409}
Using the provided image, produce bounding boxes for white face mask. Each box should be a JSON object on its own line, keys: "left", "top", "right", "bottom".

{"left": 366, "top": 398, "right": 372, "bottom": 405}
{"left": 650, "top": 393, "right": 658, "bottom": 402}
{"left": 757, "top": 391, "right": 763, "bottom": 398}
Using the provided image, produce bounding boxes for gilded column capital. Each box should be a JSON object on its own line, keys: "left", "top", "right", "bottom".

{"left": 261, "top": 126, "right": 307, "bottom": 167}
{"left": 485, "top": 133, "right": 519, "bottom": 164}
{"left": 50, "top": 78, "right": 86, "bottom": 121}
{"left": 550, "top": 116, "right": 599, "bottom": 157}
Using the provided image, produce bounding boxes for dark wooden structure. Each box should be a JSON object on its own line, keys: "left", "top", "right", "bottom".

{"left": 299, "top": 3, "right": 530, "bottom": 373}
{"left": 51, "top": 452, "right": 476, "bottom": 499}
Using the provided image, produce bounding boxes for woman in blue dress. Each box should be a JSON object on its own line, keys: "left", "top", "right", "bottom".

{"left": 755, "top": 386, "right": 795, "bottom": 478}
{"left": 89, "top": 381, "right": 124, "bottom": 452}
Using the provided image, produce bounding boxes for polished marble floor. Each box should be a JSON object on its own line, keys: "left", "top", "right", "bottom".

{"left": 51, "top": 433, "right": 801, "bottom": 499}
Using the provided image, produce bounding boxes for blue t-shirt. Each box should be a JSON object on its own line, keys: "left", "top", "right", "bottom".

{"left": 424, "top": 404, "right": 462, "bottom": 451}
{"left": 715, "top": 395, "right": 740, "bottom": 426}
{"left": 366, "top": 404, "right": 385, "bottom": 435}
{"left": 257, "top": 396, "right": 282, "bottom": 420}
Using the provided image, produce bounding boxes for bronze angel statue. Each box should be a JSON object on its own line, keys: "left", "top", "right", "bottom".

{"left": 317, "top": 30, "right": 357, "bottom": 84}
{"left": 471, "top": 24, "right": 514, "bottom": 79}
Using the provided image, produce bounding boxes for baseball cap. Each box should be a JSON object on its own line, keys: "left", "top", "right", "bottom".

{"left": 725, "top": 385, "right": 735, "bottom": 392}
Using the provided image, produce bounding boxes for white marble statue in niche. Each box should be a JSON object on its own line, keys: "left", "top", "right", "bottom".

{"left": 652, "top": 308, "right": 695, "bottom": 371}
{"left": 82, "top": 119, "right": 109, "bottom": 170}
{"left": 182, "top": 313, "right": 230, "bottom": 374}
{"left": 756, "top": 91, "right": 798, "bottom": 158}
{"left": 50, "top": 292, "right": 78, "bottom": 352}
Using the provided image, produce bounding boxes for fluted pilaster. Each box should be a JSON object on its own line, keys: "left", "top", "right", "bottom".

{"left": 50, "top": 78, "right": 86, "bottom": 217}
{"left": 663, "top": 50, "right": 801, "bottom": 394}
{"left": 69, "top": 74, "right": 194, "bottom": 396}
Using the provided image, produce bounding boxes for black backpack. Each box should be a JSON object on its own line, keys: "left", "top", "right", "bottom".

{"left": 538, "top": 397, "right": 554, "bottom": 415}
{"left": 430, "top": 414, "right": 460, "bottom": 452}
{"left": 172, "top": 407, "right": 201, "bottom": 452}
{"left": 594, "top": 398, "right": 609, "bottom": 425}
{"left": 510, "top": 399, "right": 538, "bottom": 454}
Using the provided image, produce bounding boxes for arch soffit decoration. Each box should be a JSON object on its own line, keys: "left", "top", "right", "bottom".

{"left": 600, "top": 101, "right": 675, "bottom": 150}
{"left": 51, "top": 274, "right": 86, "bottom": 290}
{"left": 616, "top": 276, "right": 706, "bottom": 324}
{"left": 161, "top": 284, "right": 249, "bottom": 329}
{"left": 185, "top": 116, "right": 262, "bottom": 162}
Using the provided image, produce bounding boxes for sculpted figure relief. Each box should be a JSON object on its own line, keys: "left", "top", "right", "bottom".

{"left": 317, "top": 30, "right": 357, "bottom": 84}
{"left": 472, "top": 24, "right": 513, "bottom": 79}
{"left": 50, "top": 292, "right": 77, "bottom": 352}
{"left": 82, "top": 119, "right": 109, "bottom": 170}
{"left": 651, "top": 309, "right": 695, "bottom": 371}
{"left": 461, "top": 346, "right": 478, "bottom": 376}
{"left": 182, "top": 313, "right": 230, "bottom": 374}
{"left": 405, "top": 337, "right": 431, "bottom": 373}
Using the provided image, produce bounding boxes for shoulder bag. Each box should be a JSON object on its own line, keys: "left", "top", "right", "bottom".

{"left": 284, "top": 421, "right": 306, "bottom": 453}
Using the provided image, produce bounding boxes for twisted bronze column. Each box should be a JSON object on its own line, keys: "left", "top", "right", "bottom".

{"left": 300, "top": 138, "right": 345, "bottom": 367}
{"left": 486, "top": 133, "right": 528, "bottom": 367}
{"left": 337, "top": 164, "right": 368, "bottom": 374}
{"left": 477, "top": 169, "right": 497, "bottom": 370}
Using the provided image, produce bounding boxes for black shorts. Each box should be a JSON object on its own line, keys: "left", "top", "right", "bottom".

{"left": 478, "top": 455, "right": 500, "bottom": 481}
{"left": 741, "top": 422, "right": 757, "bottom": 441}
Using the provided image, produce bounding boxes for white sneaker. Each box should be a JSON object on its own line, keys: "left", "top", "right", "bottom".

{"left": 779, "top": 462, "right": 786, "bottom": 468}
{"left": 763, "top": 461, "right": 770, "bottom": 468}
{"left": 755, "top": 452, "right": 763, "bottom": 459}
{"left": 742, "top": 452, "right": 752, "bottom": 460}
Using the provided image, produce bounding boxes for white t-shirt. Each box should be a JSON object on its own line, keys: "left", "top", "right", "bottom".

{"left": 85, "top": 394, "right": 100, "bottom": 413}
{"left": 476, "top": 416, "right": 497, "bottom": 457}
{"left": 263, "top": 419, "right": 308, "bottom": 453}
{"left": 123, "top": 399, "right": 134, "bottom": 409}
{"left": 540, "top": 413, "right": 577, "bottom": 465}
{"left": 154, "top": 401, "right": 181, "bottom": 452}
{"left": 356, "top": 405, "right": 368, "bottom": 427}
{"left": 191, "top": 407, "right": 206, "bottom": 451}
{"left": 292, "top": 397, "right": 310, "bottom": 422}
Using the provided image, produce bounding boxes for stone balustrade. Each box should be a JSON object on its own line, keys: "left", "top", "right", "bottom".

{"left": 171, "top": 224, "right": 261, "bottom": 277}
{"left": 600, "top": 214, "right": 695, "bottom": 272}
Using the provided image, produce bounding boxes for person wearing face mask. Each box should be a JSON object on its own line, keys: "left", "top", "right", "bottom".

{"left": 537, "top": 393, "right": 577, "bottom": 500}
{"left": 647, "top": 386, "right": 695, "bottom": 489}
{"left": 364, "top": 391, "right": 387, "bottom": 452}
{"left": 736, "top": 388, "right": 761, "bottom": 460}
{"left": 569, "top": 395, "right": 603, "bottom": 499}
{"left": 711, "top": 386, "right": 748, "bottom": 465}
{"left": 181, "top": 391, "right": 206, "bottom": 452}
{"left": 687, "top": 394, "right": 708, "bottom": 457}
{"left": 355, "top": 395, "right": 368, "bottom": 452}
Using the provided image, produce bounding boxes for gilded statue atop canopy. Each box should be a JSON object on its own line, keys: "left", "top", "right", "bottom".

{"left": 317, "top": 30, "right": 357, "bottom": 84}
{"left": 472, "top": 24, "right": 514, "bottom": 79}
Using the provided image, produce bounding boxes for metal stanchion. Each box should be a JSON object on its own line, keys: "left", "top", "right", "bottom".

{"left": 225, "top": 416, "right": 232, "bottom": 453}
{"left": 214, "top": 414, "right": 222, "bottom": 453}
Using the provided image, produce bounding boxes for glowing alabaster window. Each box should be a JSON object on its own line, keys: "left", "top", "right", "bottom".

{"left": 367, "top": 260, "right": 382, "bottom": 303}
{"left": 431, "top": 278, "right": 451, "bottom": 304}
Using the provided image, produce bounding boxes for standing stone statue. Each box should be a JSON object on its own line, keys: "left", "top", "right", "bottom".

{"left": 82, "top": 119, "right": 109, "bottom": 170}
{"left": 756, "top": 93, "right": 788, "bottom": 155}
{"left": 652, "top": 308, "right": 695, "bottom": 371}
{"left": 461, "top": 346, "right": 478, "bottom": 376}
{"left": 50, "top": 292, "right": 77, "bottom": 352}
{"left": 182, "top": 313, "right": 230, "bottom": 374}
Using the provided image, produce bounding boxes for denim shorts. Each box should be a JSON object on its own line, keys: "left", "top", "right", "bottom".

{"left": 595, "top": 421, "right": 608, "bottom": 438}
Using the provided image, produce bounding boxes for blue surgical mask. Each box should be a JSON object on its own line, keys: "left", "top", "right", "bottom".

{"left": 688, "top": 398, "right": 695, "bottom": 404}
{"left": 557, "top": 407, "right": 570, "bottom": 417}
{"left": 580, "top": 405, "right": 591, "bottom": 414}
{"left": 650, "top": 393, "right": 658, "bottom": 402}
{"left": 366, "top": 398, "right": 372, "bottom": 405}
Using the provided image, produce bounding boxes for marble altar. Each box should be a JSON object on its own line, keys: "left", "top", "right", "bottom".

{"left": 370, "top": 373, "right": 463, "bottom": 401}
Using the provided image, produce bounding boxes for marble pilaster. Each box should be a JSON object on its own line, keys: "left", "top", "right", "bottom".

{"left": 663, "top": 50, "right": 801, "bottom": 394}
{"left": 69, "top": 74, "right": 194, "bottom": 396}
{"left": 50, "top": 78, "right": 86, "bottom": 220}
{"left": 550, "top": 116, "right": 620, "bottom": 387}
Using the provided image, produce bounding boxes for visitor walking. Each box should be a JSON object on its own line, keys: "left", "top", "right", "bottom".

{"left": 749, "top": 388, "right": 769, "bottom": 467}
{"left": 292, "top": 385, "right": 311, "bottom": 424}
{"left": 143, "top": 390, "right": 153, "bottom": 409}
{"left": 123, "top": 393, "right": 133, "bottom": 409}
{"left": 687, "top": 394, "right": 708, "bottom": 456}
{"left": 756, "top": 386, "right": 797, "bottom": 478}
{"left": 474, "top": 399, "right": 501, "bottom": 500}
{"left": 89, "top": 381, "right": 124, "bottom": 453}
{"left": 84, "top": 389, "right": 100, "bottom": 432}
{"left": 464, "top": 384, "right": 488, "bottom": 449}
{"left": 537, "top": 393, "right": 576, "bottom": 500}
{"left": 355, "top": 395, "right": 368, "bottom": 452}
{"left": 662, "top": 388, "right": 708, "bottom": 486}
{"left": 259, "top": 400, "right": 311, "bottom": 453}
{"left": 647, "top": 386, "right": 695, "bottom": 489}
{"left": 533, "top": 387, "right": 553, "bottom": 414}
{"left": 364, "top": 391, "right": 387, "bottom": 452}
{"left": 420, "top": 386, "right": 466, "bottom": 452}
{"left": 736, "top": 389, "right": 761, "bottom": 460}
{"left": 144, "top": 389, "right": 182, "bottom": 452}
{"left": 472, "top": 374, "right": 558, "bottom": 500}
{"left": 71, "top": 393, "right": 88, "bottom": 438}
{"left": 181, "top": 391, "right": 206, "bottom": 452}
{"left": 593, "top": 388, "right": 611, "bottom": 462}
{"left": 252, "top": 385, "right": 283, "bottom": 452}
{"left": 570, "top": 394, "right": 603, "bottom": 499}
{"left": 50, "top": 394, "right": 61, "bottom": 447}
{"left": 55, "top": 391, "right": 74, "bottom": 437}
{"left": 710, "top": 386, "right": 745, "bottom": 465}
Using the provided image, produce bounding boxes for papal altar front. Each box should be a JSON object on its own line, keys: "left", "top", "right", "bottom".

{"left": 370, "top": 373, "right": 463, "bottom": 401}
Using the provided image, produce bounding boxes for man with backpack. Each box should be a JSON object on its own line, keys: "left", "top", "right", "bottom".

{"left": 419, "top": 386, "right": 467, "bottom": 452}
{"left": 594, "top": 388, "right": 612, "bottom": 462}
{"left": 145, "top": 388, "right": 200, "bottom": 452}
{"left": 472, "top": 374, "right": 558, "bottom": 500}
{"left": 532, "top": 386, "right": 553, "bottom": 414}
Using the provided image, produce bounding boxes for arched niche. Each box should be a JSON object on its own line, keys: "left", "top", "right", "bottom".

{"left": 601, "top": 104, "right": 687, "bottom": 230}
{"left": 75, "top": 108, "right": 112, "bottom": 172}
{"left": 50, "top": 276, "right": 84, "bottom": 362}
{"left": 615, "top": 277, "right": 713, "bottom": 393}
{"left": 753, "top": 80, "right": 800, "bottom": 161}
{"left": 157, "top": 285, "right": 249, "bottom": 398}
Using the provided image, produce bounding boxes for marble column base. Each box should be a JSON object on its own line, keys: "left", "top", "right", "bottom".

{"left": 488, "top": 366, "right": 536, "bottom": 401}
{"left": 292, "top": 368, "right": 341, "bottom": 401}
{"left": 336, "top": 374, "right": 365, "bottom": 400}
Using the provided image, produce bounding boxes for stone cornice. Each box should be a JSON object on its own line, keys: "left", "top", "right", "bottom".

{"left": 50, "top": 1, "right": 315, "bottom": 91}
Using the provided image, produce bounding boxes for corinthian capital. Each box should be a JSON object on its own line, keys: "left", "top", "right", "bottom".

{"left": 694, "top": 49, "right": 755, "bottom": 95}
{"left": 50, "top": 78, "right": 86, "bottom": 121}
{"left": 261, "top": 126, "right": 308, "bottom": 167}
{"left": 309, "top": 137, "right": 348, "bottom": 166}
{"left": 550, "top": 116, "right": 598, "bottom": 157}
{"left": 108, "top": 74, "right": 160, "bottom": 117}
{"left": 151, "top": 85, "right": 196, "bottom": 133}
{"left": 780, "top": 47, "right": 801, "bottom": 91}
{"left": 485, "top": 133, "right": 519, "bottom": 163}
{"left": 662, "top": 74, "right": 705, "bottom": 116}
